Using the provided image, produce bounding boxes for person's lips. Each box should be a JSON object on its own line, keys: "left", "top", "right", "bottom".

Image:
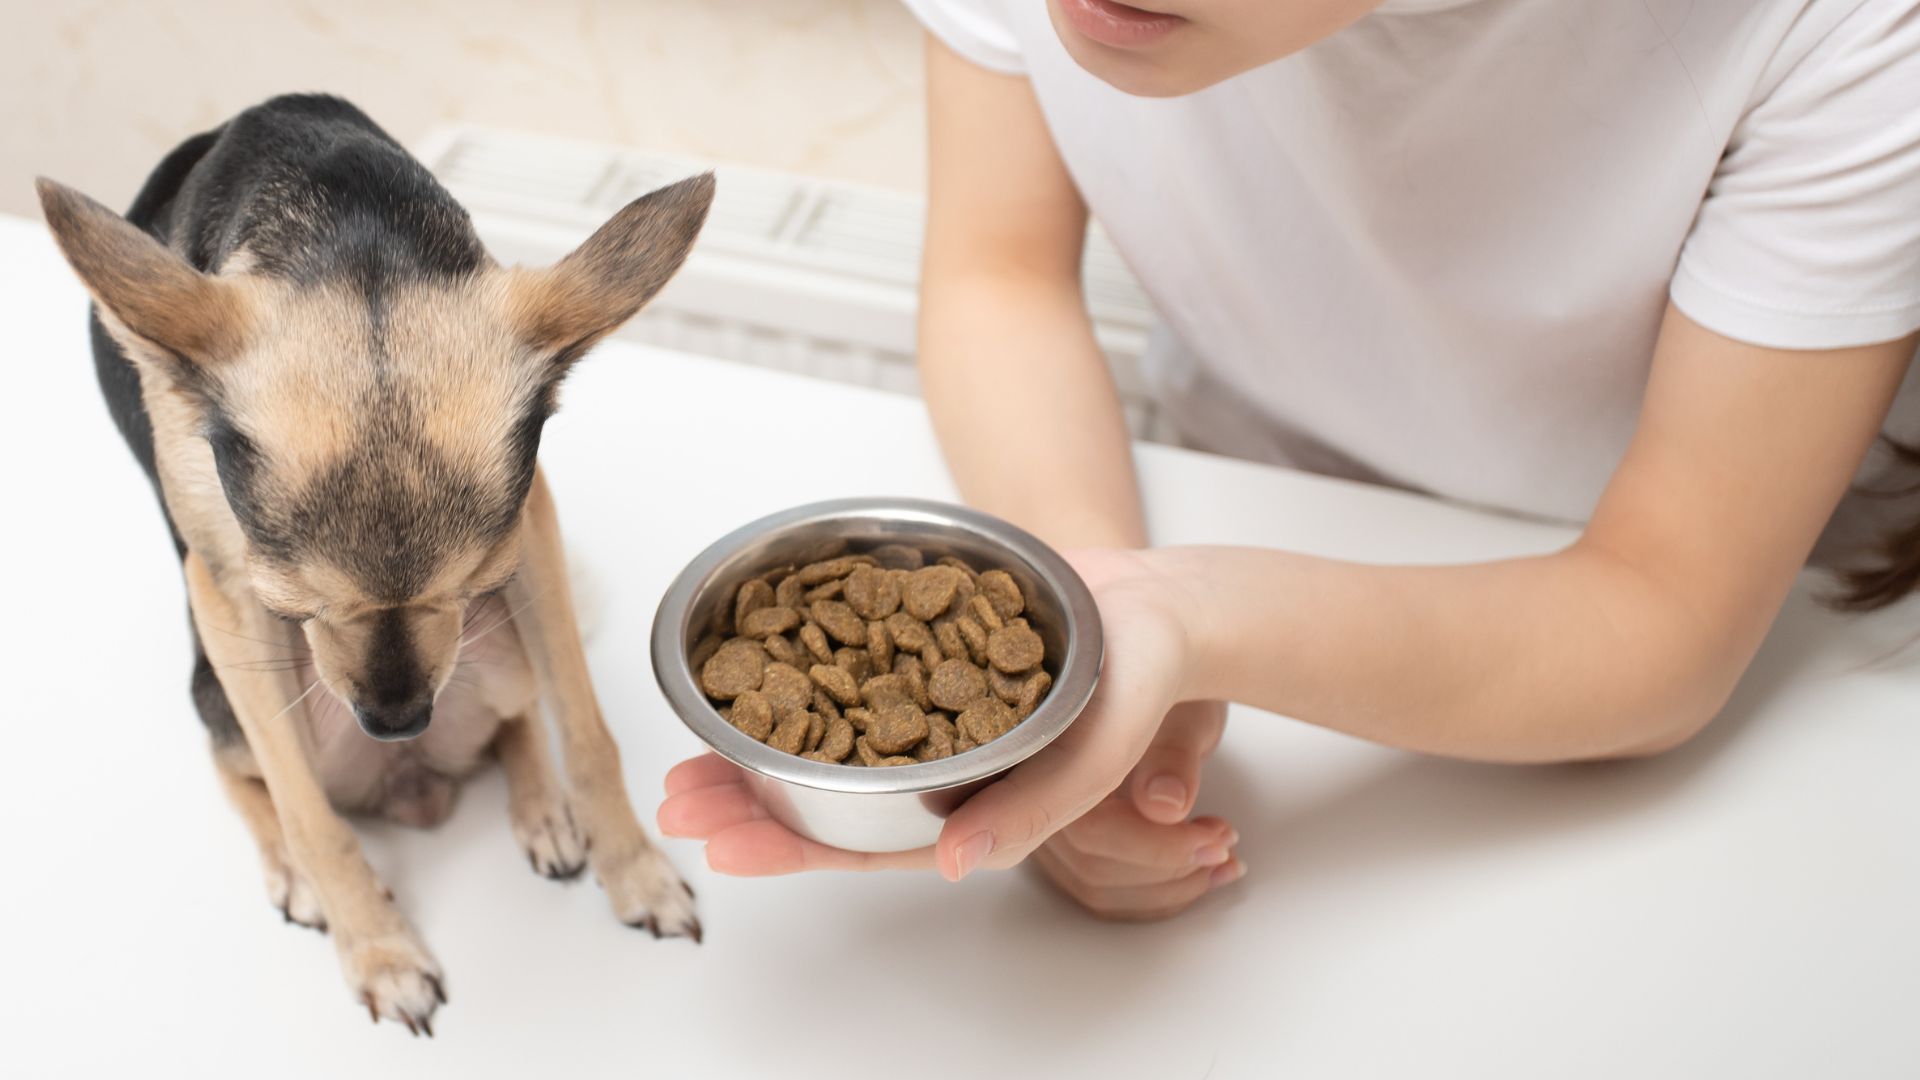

{"left": 1056, "top": 0, "right": 1188, "bottom": 49}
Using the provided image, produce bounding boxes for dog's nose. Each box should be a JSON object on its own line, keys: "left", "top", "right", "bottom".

{"left": 354, "top": 696, "right": 433, "bottom": 741}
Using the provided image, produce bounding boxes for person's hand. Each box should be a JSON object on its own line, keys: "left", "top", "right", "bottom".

{"left": 1029, "top": 699, "right": 1242, "bottom": 920}
{"left": 657, "top": 548, "right": 1232, "bottom": 886}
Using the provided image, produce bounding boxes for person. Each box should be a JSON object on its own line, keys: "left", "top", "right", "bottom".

{"left": 658, "top": 0, "right": 1920, "bottom": 919}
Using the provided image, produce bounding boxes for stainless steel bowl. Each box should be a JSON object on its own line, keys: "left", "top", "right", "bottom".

{"left": 651, "top": 497, "right": 1103, "bottom": 852}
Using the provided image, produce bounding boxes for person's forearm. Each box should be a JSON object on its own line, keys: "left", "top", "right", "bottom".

{"left": 1158, "top": 542, "right": 1778, "bottom": 763}
{"left": 918, "top": 270, "right": 1146, "bottom": 550}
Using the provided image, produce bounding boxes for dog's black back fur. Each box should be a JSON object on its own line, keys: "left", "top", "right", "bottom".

{"left": 93, "top": 94, "right": 487, "bottom": 744}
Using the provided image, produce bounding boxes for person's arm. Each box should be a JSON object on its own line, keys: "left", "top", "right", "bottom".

{"left": 916, "top": 34, "right": 1143, "bottom": 550}
{"left": 883, "top": 307, "right": 1914, "bottom": 885}
{"left": 1160, "top": 309, "right": 1917, "bottom": 760}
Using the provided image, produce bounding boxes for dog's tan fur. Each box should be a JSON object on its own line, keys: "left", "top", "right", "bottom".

{"left": 39, "top": 168, "right": 714, "bottom": 1034}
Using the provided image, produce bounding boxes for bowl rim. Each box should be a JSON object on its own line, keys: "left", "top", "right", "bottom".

{"left": 650, "top": 497, "right": 1104, "bottom": 796}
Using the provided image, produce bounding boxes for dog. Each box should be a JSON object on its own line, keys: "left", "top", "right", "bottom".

{"left": 37, "top": 94, "right": 711, "bottom": 1034}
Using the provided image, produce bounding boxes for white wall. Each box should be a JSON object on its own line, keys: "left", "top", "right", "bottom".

{"left": 2, "top": 0, "right": 928, "bottom": 217}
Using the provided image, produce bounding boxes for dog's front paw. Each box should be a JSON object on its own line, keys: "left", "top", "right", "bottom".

{"left": 595, "top": 838, "right": 701, "bottom": 943}
{"left": 513, "top": 800, "right": 587, "bottom": 880}
{"left": 260, "top": 846, "right": 327, "bottom": 932}
{"left": 339, "top": 929, "right": 446, "bottom": 1036}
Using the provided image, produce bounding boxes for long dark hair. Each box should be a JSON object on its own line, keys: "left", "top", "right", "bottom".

{"left": 1834, "top": 439, "right": 1920, "bottom": 610}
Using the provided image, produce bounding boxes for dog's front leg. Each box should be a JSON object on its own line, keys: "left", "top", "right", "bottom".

{"left": 507, "top": 468, "right": 700, "bottom": 940}
{"left": 184, "top": 551, "right": 446, "bottom": 1033}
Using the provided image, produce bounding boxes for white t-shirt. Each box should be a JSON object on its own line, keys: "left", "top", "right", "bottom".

{"left": 903, "top": 0, "right": 1920, "bottom": 525}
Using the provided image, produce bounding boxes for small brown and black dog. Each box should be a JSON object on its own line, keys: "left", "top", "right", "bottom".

{"left": 38, "top": 95, "right": 710, "bottom": 1034}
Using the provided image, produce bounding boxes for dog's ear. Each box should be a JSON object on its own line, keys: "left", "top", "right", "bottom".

{"left": 507, "top": 172, "right": 714, "bottom": 362}
{"left": 36, "top": 177, "right": 250, "bottom": 364}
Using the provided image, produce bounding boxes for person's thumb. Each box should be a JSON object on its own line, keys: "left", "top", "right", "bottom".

{"left": 1128, "top": 701, "right": 1227, "bottom": 825}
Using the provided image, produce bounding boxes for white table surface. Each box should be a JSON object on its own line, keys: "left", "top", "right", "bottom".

{"left": 2, "top": 213, "right": 1916, "bottom": 1078}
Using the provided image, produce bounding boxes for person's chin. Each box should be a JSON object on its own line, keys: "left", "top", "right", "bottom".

{"left": 1045, "top": 3, "right": 1219, "bottom": 97}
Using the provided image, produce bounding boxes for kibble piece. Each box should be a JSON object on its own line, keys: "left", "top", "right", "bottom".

{"left": 866, "top": 703, "right": 930, "bottom": 754}
{"left": 928, "top": 658, "right": 990, "bottom": 711}
{"left": 1015, "top": 670, "right": 1052, "bottom": 719}
{"left": 844, "top": 706, "right": 873, "bottom": 733}
{"left": 955, "top": 614, "right": 990, "bottom": 665}
{"left": 866, "top": 620, "right": 894, "bottom": 672}
{"left": 728, "top": 691, "right": 774, "bottom": 741}
{"left": 914, "top": 720, "right": 955, "bottom": 762}
{"left": 934, "top": 618, "right": 966, "bottom": 663}
{"left": 688, "top": 632, "right": 724, "bottom": 674}
{"left": 701, "top": 640, "right": 767, "bottom": 699}
{"left": 812, "top": 687, "right": 842, "bottom": 722}
{"left": 903, "top": 566, "right": 963, "bottom": 621}
{"left": 988, "top": 665, "right": 1024, "bottom": 706}
{"left": 774, "top": 573, "right": 806, "bottom": 608}
{"left": 855, "top": 735, "right": 885, "bottom": 767}
{"left": 918, "top": 642, "right": 945, "bottom": 670}
{"left": 764, "top": 633, "right": 802, "bottom": 668}
{"left": 953, "top": 737, "right": 979, "bottom": 754}
{"left": 834, "top": 646, "right": 873, "bottom": 684}
{"left": 966, "top": 594, "right": 1004, "bottom": 633}
{"left": 810, "top": 600, "right": 868, "bottom": 646}
{"left": 740, "top": 605, "right": 801, "bottom": 639}
{"left": 870, "top": 544, "right": 925, "bottom": 570}
{"left": 884, "top": 612, "right": 933, "bottom": 652}
{"left": 953, "top": 574, "right": 978, "bottom": 616}
{"left": 761, "top": 662, "right": 814, "bottom": 715}
{"left": 843, "top": 565, "right": 902, "bottom": 621}
{"left": 804, "top": 579, "right": 846, "bottom": 603}
{"left": 795, "top": 556, "right": 865, "bottom": 585}
{"left": 978, "top": 570, "right": 1025, "bottom": 620}
{"left": 936, "top": 555, "right": 979, "bottom": 583}
{"left": 799, "top": 622, "right": 834, "bottom": 664}
{"left": 734, "top": 578, "right": 775, "bottom": 632}
{"left": 958, "top": 699, "right": 1018, "bottom": 745}
{"left": 860, "top": 673, "right": 912, "bottom": 711}
{"left": 768, "top": 711, "right": 810, "bottom": 755}
{"left": 927, "top": 710, "right": 958, "bottom": 743}
{"left": 809, "top": 663, "right": 861, "bottom": 707}
{"left": 805, "top": 711, "right": 826, "bottom": 752}
{"left": 818, "top": 715, "right": 854, "bottom": 761}
{"left": 986, "top": 623, "right": 1044, "bottom": 674}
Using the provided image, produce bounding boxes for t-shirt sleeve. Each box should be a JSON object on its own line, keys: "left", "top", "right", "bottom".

{"left": 899, "top": 0, "right": 1027, "bottom": 75}
{"left": 1670, "top": 0, "right": 1920, "bottom": 350}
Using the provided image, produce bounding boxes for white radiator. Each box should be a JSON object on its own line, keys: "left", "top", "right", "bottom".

{"left": 411, "top": 126, "right": 1168, "bottom": 437}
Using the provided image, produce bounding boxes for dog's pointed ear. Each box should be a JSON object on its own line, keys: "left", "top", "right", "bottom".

{"left": 508, "top": 172, "right": 714, "bottom": 360}
{"left": 36, "top": 177, "right": 250, "bottom": 364}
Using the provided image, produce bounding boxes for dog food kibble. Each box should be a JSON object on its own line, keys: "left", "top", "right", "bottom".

{"left": 696, "top": 546, "right": 1056, "bottom": 766}
{"left": 701, "top": 639, "right": 767, "bottom": 699}
{"left": 986, "top": 622, "right": 1044, "bottom": 674}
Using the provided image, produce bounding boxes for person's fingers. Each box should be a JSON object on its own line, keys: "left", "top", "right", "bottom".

{"left": 702, "top": 819, "right": 932, "bottom": 876}
{"left": 1127, "top": 702, "right": 1227, "bottom": 825}
{"left": 656, "top": 783, "right": 766, "bottom": 838}
{"left": 1055, "top": 799, "right": 1236, "bottom": 868}
{"left": 1043, "top": 832, "right": 1221, "bottom": 889}
{"left": 1030, "top": 844, "right": 1229, "bottom": 921}
{"left": 663, "top": 753, "right": 746, "bottom": 797}
{"left": 933, "top": 720, "right": 1139, "bottom": 882}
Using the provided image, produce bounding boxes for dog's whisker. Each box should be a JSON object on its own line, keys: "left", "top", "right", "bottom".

{"left": 458, "top": 589, "right": 546, "bottom": 650}
{"left": 206, "top": 623, "right": 310, "bottom": 654}
{"left": 267, "top": 677, "right": 324, "bottom": 725}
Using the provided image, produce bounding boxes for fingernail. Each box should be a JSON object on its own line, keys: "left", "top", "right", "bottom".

{"left": 1224, "top": 827, "right": 1240, "bottom": 847}
{"left": 1144, "top": 775, "right": 1187, "bottom": 810}
{"left": 1210, "top": 860, "right": 1246, "bottom": 888}
{"left": 950, "top": 831, "right": 993, "bottom": 882}
{"left": 1191, "top": 844, "right": 1230, "bottom": 867}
